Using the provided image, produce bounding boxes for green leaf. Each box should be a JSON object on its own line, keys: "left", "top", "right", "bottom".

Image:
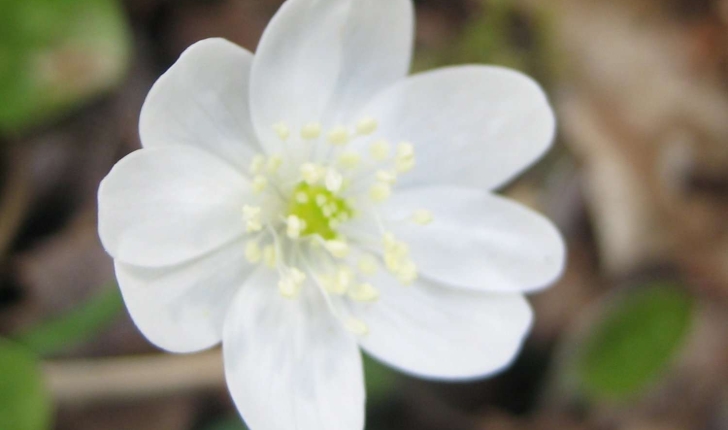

{"left": 0, "top": 339, "right": 52, "bottom": 430}
{"left": 17, "top": 284, "right": 124, "bottom": 357}
{"left": 363, "top": 353, "right": 399, "bottom": 402}
{"left": 576, "top": 283, "right": 694, "bottom": 401}
{"left": 0, "top": 0, "right": 131, "bottom": 134}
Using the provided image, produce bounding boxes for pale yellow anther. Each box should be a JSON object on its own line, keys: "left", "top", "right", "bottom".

{"left": 396, "top": 157, "right": 416, "bottom": 173}
{"left": 249, "top": 155, "right": 266, "bottom": 175}
{"left": 397, "top": 260, "right": 418, "bottom": 285}
{"left": 322, "top": 205, "right": 335, "bottom": 218}
{"left": 338, "top": 152, "right": 361, "bottom": 169}
{"left": 242, "top": 206, "right": 263, "bottom": 232}
{"left": 301, "top": 163, "right": 324, "bottom": 185}
{"left": 252, "top": 175, "right": 268, "bottom": 194}
{"left": 357, "top": 254, "right": 379, "bottom": 276}
{"left": 338, "top": 212, "right": 350, "bottom": 222}
{"left": 324, "top": 240, "right": 350, "bottom": 259}
{"left": 325, "top": 169, "right": 344, "bottom": 193}
{"left": 412, "top": 210, "right": 434, "bottom": 225}
{"left": 335, "top": 267, "right": 354, "bottom": 291}
{"left": 273, "top": 122, "right": 291, "bottom": 141}
{"left": 397, "top": 142, "right": 415, "bottom": 159}
{"left": 245, "top": 241, "right": 262, "bottom": 263}
{"left": 329, "top": 219, "right": 341, "bottom": 229}
{"left": 327, "top": 126, "right": 350, "bottom": 145}
{"left": 348, "top": 283, "right": 380, "bottom": 302}
{"left": 369, "top": 182, "right": 392, "bottom": 203}
{"left": 301, "top": 122, "right": 322, "bottom": 140}
{"left": 356, "top": 117, "right": 378, "bottom": 135}
{"left": 291, "top": 268, "right": 307, "bottom": 285}
{"left": 286, "top": 215, "right": 306, "bottom": 239}
{"left": 315, "top": 194, "right": 328, "bottom": 207}
{"left": 295, "top": 192, "right": 310, "bottom": 204}
{"left": 263, "top": 245, "right": 276, "bottom": 268}
{"left": 278, "top": 278, "right": 299, "bottom": 298}
{"left": 266, "top": 155, "right": 283, "bottom": 173}
{"left": 370, "top": 140, "right": 391, "bottom": 161}
{"left": 375, "top": 170, "right": 398, "bottom": 185}
{"left": 345, "top": 318, "right": 369, "bottom": 336}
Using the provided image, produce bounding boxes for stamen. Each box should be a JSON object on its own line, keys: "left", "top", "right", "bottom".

{"left": 412, "top": 210, "right": 433, "bottom": 225}
{"left": 263, "top": 244, "right": 276, "bottom": 268}
{"left": 327, "top": 126, "right": 350, "bottom": 146}
{"left": 338, "top": 152, "right": 361, "bottom": 169}
{"left": 324, "top": 240, "right": 350, "bottom": 259}
{"left": 370, "top": 140, "right": 391, "bottom": 161}
{"left": 325, "top": 169, "right": 344, "bottom": 193}
{"left": 356, "top": 117, "right": 378, "bottom": 135}
{"left": 301, "top": 163, "right": 325, "bottom": 185}
{"left": 357, "top": 254, "right": 379, "bottom": 276}
{"left": 396, "top": 260, "right": 418, "bottom": 285}
{"left": 242, "top": 206, "right": 263, "bottom": 232}
{"left": 348, "top": 283, "right": 380, "bottom": 302}
{"left": 245, "top": 240, "right": 262, "bottom": 263}
{"left": 295, "top": 192, "right": 309, "bottom": 204}
{"left": 369, "top": 182, "right": 392, "bottom": 203}
{"left": 273, "top": 122, "right": 291, "bottom": 141}
{"left": 286, "top": 215, "right": 307, "bottom": 239}
{"left": 345, "top": 317, "right": 369, "bottom": 336}
{"left": 301, "top": 122, "right": 322, "bottom": 140}
{"left": 278, "top": 268, "right": 306, "bottom": 299}
{"left": 321, "top": 267, "right": 353, "bottom": 295}
{"left": 252, "top": 175, "right": 268, "bottom": 194}
{"left": 249, "top": 155, "right": 266, "bottom": 175}
{"left": 396, "top": 142, "right": 416, "bottom": 173}
{"left": 375, "top": 170, "right": 398, "bottom": 185}
{"left": 266, "top": 155, "right": 283, "bottom": 173}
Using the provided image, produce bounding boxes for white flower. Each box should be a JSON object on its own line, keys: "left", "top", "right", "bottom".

{"left": 97, "top": 0, "right": 565, "bottom": 428}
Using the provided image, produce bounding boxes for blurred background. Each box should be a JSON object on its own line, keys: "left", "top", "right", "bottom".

{"left": 1, "top": 0, "right": 727, "bottom": 429}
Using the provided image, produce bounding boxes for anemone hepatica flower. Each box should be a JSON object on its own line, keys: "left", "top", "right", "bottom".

{"left": 98, "top": 0, "right": 564, "bottom": 428}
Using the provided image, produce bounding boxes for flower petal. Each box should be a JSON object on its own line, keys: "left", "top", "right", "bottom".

{"left": 140, "top": 38, "right": 260, "bottom": 169}
{"left": 114, "top": 240, "right": 253, "bottom": 353}
{"left": 250, "top": 0, "right": 413, "bottom": 152}
{"left": 356, "top": 66, "right": 556, "bottom": 190}
{"left": 382, "top": 186, "right": 565, "bottom": 293}
{"left": 350, "top": 273, "right": 533, "bottom": 380}
{"left": 223, "top": 268, "right": 365, "bottom": 430}
{"left": 98, "top": 146, "right": 248, "bottom": 267}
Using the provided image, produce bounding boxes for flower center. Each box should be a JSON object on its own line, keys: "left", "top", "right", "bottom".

{"left": 287, "top": 182, "right": 353, "bottom": 240}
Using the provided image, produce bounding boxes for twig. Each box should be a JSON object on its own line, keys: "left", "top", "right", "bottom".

{"left": 44, "top": 350, "right": 226, "bottom": 405}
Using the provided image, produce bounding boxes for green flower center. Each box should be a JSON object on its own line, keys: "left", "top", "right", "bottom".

{"left": 287, "top": 182, "right": 354, "bottom": 240}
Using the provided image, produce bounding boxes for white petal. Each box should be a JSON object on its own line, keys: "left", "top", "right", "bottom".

{"left": 140, "top": 38, "right": 260, "bottom": 169}
{"left": 98, "top": 146, "right": 248, "bottom": 267}
{"left": 250, "top": 0, "right": 413, "bottom": 152}
{"left": 223, "top": 269, "right": 365, "bottom": 430}
{"left": 349, "top": 272, "right": 533, "bottom": 380}
{"left": 114, "top": 240, "right": 253, "bottom": 353}
{"left": 383, "top": 186, "right": 565, "bottom": 293}
{"left": 356, "top": 66, "right": 556, "bottom": 190}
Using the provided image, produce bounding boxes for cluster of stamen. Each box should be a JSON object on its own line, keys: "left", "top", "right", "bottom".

{"left": 239, "top": 117, "right": 432, "bottom": 335}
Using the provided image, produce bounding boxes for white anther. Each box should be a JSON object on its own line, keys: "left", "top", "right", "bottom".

{"left": 273, "top": 122, "right": 291, "bottom": 141}
{"left": 356, "top": 117, "right": 378, "bottom": 135}
{"left": 338, "top": 152, "right": 361, "bottom": 169}
{"left": 370, "top": 140, "right": 391, "bottom": 161}
{"left": 336, "top": 267, "right": 354, "bottom": 291}
{"left": 315, "top": 194, "right": 328, "bottom": 207}
{"left": 249, "top": 155, "right": 266, "bottom": 175}
{"left": 375, "top": 170, "right": 398, "bottom": 185}
{"left": 412, "top": 210, "right": 433, "bottom": 225}
{"left": 245, "top": 241, "right": 262, "bottom": 263}
{"left": 266, "top": 155, "right": 283, "bottom": 173}
{"left": 301, "top": 163, "right": 325, "bottom": 185}
{"left": 345, "top": 318, "right": 369, "bottom": 336}
{"left": 242, "top": 206, "right": 263, "bottom": 232}
{"left": 286, "top": 215, "right": 307, "bottom": 239}
{"left": 369, "top": 182, "right": 391, "bottom": 203}
{"left": 396, "top": 157, "right": 416, "bottom": 173}
{"left": 327, "top": 126, "right": 350, "bottom": 145}
{"left": 279, "top": 268, "right": 306, "bottom": 298}
{"left": 324, "top": 240, "right": 350, "bottom": 259}
{"left": 322, "top": 205, "right": 335, "bottom": 218}
{"left": 252, "top": 175, "right": 268, "bottom": 194}
{"left": 325, "top": 169, "right": 344, "bottom": 193}
{"left": 357, "top": 254, "right": 379, "bottom": 276}
{"left": 295, "top": 192, "right": 309, "bottom": 204}
{"left": 301, "top": 122, "right": 322, "bottom": 140}
{"left": 396, "top": 260, "right": 418, "bottom": 285}
{"left": 263, "top": 245, "right": 276, "bottom": 268}
{"left": 348, "top": 283, "right": 380, "bottom": 302}
{"left": 397, "top": 142, "right": 415, "bottom": 159}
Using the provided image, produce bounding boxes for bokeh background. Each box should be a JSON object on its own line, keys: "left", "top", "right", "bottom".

{"left": 1, "top": 0, "right": 727, "bottom": 429}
